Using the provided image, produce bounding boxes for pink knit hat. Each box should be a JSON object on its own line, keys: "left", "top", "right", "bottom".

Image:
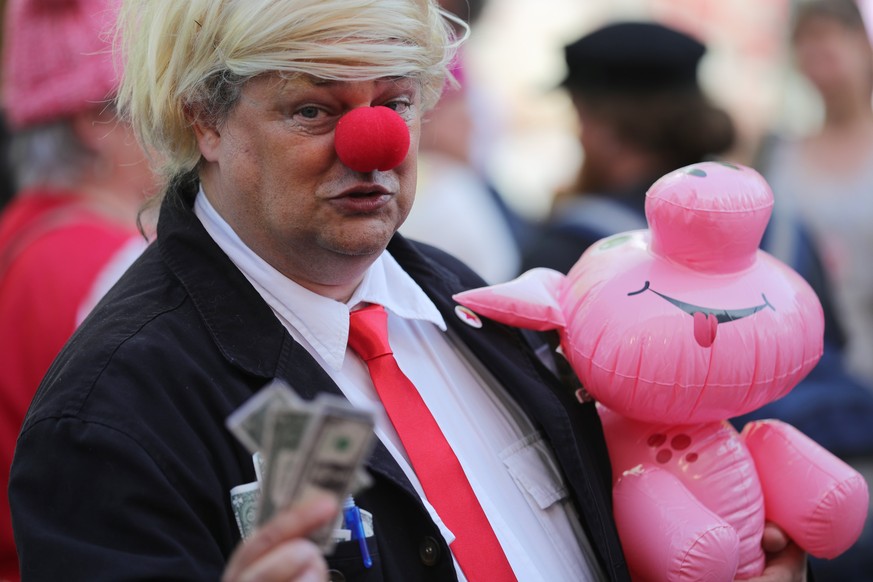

{"left": 2, "top": 0, "right": 121, "bottom": 129}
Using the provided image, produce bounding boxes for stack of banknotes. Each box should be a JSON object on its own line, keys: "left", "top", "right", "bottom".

{"left": 226, "top": 380, "right": 376, "bottom": 548}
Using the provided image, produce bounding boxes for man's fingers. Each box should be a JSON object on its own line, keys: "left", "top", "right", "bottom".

{"left": 232, "top": 539, "right": 326, "bottom": 582}
{"left": 749, "top": 542, "right": 807, "bottom": 582}
{"left": 737, "top": 523, "right": 807, "bottom": 582}
{"left": 761, "top": 522, "right": 790, "bottom": 554}
{"left": 223, "top": 492, "right": 339, "bottom": 581}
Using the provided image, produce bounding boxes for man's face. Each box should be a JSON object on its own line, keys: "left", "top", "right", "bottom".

{"left": 195, "top": 74, "right": 421, "bottom": 294}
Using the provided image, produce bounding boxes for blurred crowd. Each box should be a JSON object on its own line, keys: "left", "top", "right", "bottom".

{"left": 1, "top": 0, "right": 873, "bottom": 579}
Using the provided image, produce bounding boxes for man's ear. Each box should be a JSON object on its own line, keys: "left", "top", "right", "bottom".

{"left": 187, "top": 105, "right": 221, "bottom": 162}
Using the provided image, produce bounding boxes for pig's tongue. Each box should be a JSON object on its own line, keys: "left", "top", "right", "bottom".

{"left": 693, "top": 311, "right": 718, "bottom": 347}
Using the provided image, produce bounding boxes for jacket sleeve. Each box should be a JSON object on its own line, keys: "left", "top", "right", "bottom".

{"left": 10, "top": 416, "right": 230, "bottom": 581}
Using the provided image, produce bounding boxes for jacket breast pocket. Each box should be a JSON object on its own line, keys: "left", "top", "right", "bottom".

{"left": 326, "top": 535, "right": 383, "bottom": 581}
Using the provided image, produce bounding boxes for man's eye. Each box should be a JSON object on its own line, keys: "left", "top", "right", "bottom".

{"left": 297, "top": 106, "right": 321, "bottom": 119}
{"left": 384, "top": 101, "right": 410, "bottom": 115}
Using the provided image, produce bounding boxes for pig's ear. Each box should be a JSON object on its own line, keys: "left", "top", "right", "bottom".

{"left": 452, "top": 268, "right": 567, "bottom": 331}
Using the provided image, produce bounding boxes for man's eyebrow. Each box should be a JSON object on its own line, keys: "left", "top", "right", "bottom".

{"left": 274, "top": 75, "right": 417, "bottom": 97}
{"left": 307, "top": 75, "right": 410, "bottom": 86}
{"left": 309, "top": 77, "right": 340, "bottom": 87}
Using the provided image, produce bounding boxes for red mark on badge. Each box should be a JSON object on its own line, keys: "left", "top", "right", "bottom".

{"left": 454, "top": 305, "right": 483, "bottom": 328}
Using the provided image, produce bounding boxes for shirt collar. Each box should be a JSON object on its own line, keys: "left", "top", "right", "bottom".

{"left": 193, "top": 188, "right": 446, "bottom": 371}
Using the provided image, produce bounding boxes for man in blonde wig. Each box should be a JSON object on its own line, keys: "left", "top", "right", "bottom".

{"left": 8, "top": 1, "right": 808, "bottom": 581}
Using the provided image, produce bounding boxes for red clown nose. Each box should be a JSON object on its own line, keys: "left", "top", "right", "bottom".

{"left": 334, "top": 106, "right": 411, "bottom": 172}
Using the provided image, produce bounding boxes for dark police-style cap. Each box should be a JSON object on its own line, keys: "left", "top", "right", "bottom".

{"left": 561, "top": 21, "right": 706, "bottom": 95}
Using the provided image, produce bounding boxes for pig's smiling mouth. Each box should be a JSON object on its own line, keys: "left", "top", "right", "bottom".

{"left": 627, "top": 281, "right": 775, "bottom": 347}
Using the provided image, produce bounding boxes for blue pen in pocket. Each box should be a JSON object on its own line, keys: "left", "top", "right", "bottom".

{"left": 343, "top": 496, "right": 372, "bottom": 568}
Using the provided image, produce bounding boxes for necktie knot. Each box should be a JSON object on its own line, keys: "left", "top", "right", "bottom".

{"left": 348, "top": 304, "right": 393, "bottom": 362}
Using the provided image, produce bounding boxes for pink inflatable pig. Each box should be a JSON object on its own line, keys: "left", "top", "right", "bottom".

{"left": 454, "top": 162, "right": 868, "bottom": 581}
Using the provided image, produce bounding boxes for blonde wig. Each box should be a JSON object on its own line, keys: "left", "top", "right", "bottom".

{"left": 115, "top": 0, "right": 465, "bottom": 182}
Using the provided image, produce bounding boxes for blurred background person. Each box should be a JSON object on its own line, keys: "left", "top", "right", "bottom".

{"left": 758, "top": 0, "right": 873, "bottom": 393}
{"left": 744, "top": 1, "right": 873, "bottom": 577}
{"left": 518, "top": 20, "right": 736, "bottom": 275}
{"left": 0, "top": 0, "right": 158, "bottom": 578}
{"left": 400, "top": 0, "right": 533, "bottom": 283}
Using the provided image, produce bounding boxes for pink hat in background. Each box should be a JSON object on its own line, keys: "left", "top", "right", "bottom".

{"left": 2, "top": 0, "right": 121, "bottom": 129}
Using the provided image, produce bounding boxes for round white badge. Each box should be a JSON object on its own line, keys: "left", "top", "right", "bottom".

{"left": 454, "top": 305, "right": 483, "bottom": 329}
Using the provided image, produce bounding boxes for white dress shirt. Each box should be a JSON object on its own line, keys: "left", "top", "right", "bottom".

{"left": 195, "top": 189, "right": 603, "bottom": 581}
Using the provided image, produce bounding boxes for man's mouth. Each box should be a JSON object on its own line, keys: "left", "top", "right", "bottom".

{"left": 335, "top": 183, "right": 391, "bottom": 198}
{"left": 345, "top": 191, "right": 380, "bottom": 197}
{"left": 329, "top": 186, "right": 392, "bottom": 213}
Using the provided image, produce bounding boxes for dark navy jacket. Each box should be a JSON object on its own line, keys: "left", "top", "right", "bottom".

{"left": 9, "top": 177, "right": 629, "bottom": 581}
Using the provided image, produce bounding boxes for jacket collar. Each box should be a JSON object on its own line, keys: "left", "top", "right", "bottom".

{"left": 157, "top": 175, "right": 290, "bottom": 380}
{"left": 156, "top": 177, "right": 455, "bottom": 384}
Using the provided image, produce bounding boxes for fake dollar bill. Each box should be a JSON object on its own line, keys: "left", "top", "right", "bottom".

{"left": 256, "top": 405, "right": 317, "bottom": 526}
{"left": 226, "top": 380, "right": 303, "bottom": 454}
{"left": 230, "top": 481, "right": 261, "bottom": 540}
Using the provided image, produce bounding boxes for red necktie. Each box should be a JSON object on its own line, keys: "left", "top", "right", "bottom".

{"left": 348, "top": 304, "right": 516, "bottom": 581}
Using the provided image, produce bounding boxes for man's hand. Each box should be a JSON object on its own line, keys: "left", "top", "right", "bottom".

{"left": 223, "top": 492, "right": 339, "bottom": 582}
{"left": 736, "top": 522, "right": 808, "bottom": 582}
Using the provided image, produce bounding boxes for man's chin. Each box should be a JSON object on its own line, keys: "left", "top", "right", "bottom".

{"left": 324, "top": 228, "right": 397, "bottom": 258}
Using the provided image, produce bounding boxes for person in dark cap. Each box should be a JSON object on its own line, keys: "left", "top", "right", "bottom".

{"left": 520, "top": 20, "right": 735, "bottom": 274}
{"left": 560, "top": 21, "right": 707, "bottom": 95}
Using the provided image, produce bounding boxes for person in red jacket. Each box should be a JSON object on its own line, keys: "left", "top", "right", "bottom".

{"left": 0, "top": 0, "right": 158, "bottom": 578}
